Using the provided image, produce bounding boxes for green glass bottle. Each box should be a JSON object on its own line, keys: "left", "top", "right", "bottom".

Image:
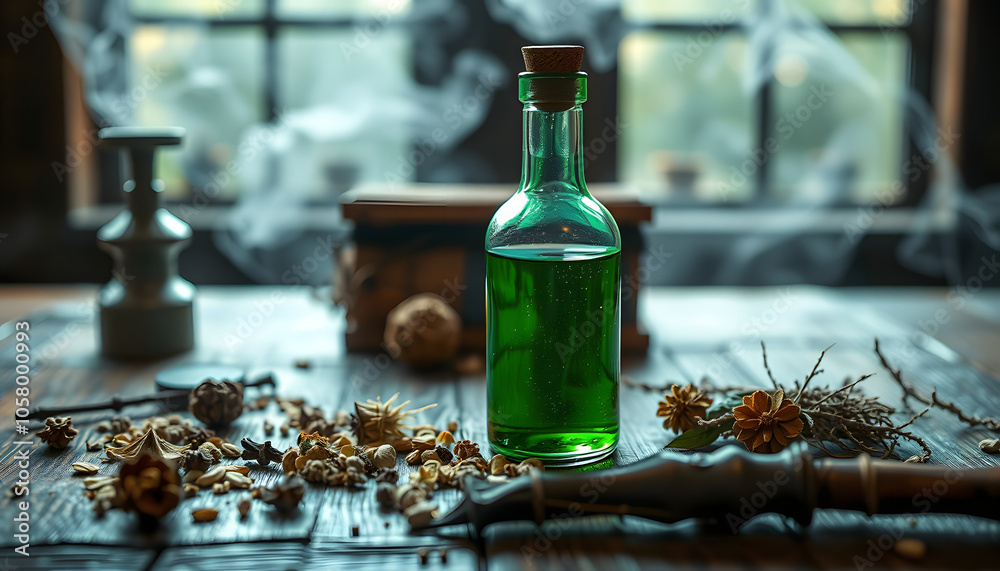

{"left": 486, "top": 46, "right": 621, "bottom": 467}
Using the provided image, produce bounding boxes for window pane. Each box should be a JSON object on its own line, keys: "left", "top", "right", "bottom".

{"left": 623, "top": 0, "right": 756, "bottom": 23}
{"left": 130, "top": 26, "right": 265, "bottom": 199}
{"left": 276, "top": 29, "right": 412, "bottom": 198}
{"left": 792, "top": 0, "right": 910, "bottom": 25}
{"left": 129, "top": 0, "right": 265, "bottom": 19}
{"left": 619, "top": 32, "right": 754, "bottom": 202}
{"left": 770, "top": 32, "right": 908, "bottom": 203}
{"left": 277, "top": 0, "right": 410, "bottom": 18}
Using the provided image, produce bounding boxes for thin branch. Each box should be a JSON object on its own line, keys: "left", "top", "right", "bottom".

{"left": 761, "top": 341, "right": 780, "bottom": 391}
{"left": 795, "top": 343, "right": 834, "bottom": 403}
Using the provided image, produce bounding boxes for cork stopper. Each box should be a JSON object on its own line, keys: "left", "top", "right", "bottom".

{"left": 521, "top": 45, "right": 584, "bottom": 73}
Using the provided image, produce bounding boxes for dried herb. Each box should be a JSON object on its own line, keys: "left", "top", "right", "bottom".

{"left": 239, "top": 437, "right": 284, "bottom": 467}
{"left": 37, "top": 416, "right": 78, "bottom": 449}
{"left": 105, "top": 428, "right": 191, "bottom": 462}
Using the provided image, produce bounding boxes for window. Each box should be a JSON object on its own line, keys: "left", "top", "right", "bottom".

{"left": 620, "top": 0, "right": 925, "bottom": 205}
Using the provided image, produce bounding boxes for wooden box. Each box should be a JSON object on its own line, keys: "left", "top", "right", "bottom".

{"left": 338, "top": 184, "right": 652, "bottom": 353}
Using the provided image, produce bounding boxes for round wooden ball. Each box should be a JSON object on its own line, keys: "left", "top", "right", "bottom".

{"left": 384, "top": 293, "right": 462, "bottom": 368}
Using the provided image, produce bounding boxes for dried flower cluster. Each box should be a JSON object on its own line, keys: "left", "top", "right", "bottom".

{"left": 354, "top": 393, "right": 437, "bottom": 445}
{"left": 733, "top": 390, "right": 804, "bottom": 454}
{"left": 657, "top": 385, "right": 713, "bottom": 434}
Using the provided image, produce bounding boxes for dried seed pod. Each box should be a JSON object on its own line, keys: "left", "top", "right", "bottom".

{"left": 980, "top": 439, "right": 1000, "bottom": 453}
{"left": 188, "top": 379, "right": 244, "bottom": 427}
{"left": 405, "top": 450, "right": 422, "bottom": 465}
{"left": 280, "top": 423, "right": 290, "bottom": 437}
{"left": 224, "top": 465, "right": 251, "bottom": 475}
{"left": 195, "top": 466, "right": 226, "bottom": 487}
{"left": 191, "top": 508, "right": 219, "bottom": 522}
{"left": 240, "top": 438, "right": 285, "bottom": 467}
{"left": 392, "top": 439, "right": 414, "bottom": 452}
{"left": 220, "top": 442, "right": 242, "bottom": 458}
{"left": 373, "top": 445, "right": 397, "bottom": 468}
{"left": 212, "top": 482, "right": 227, "bottom": 495}
{"left": 453, "top": 439, "right": 479, "bottom": 461}
{"left": 84, "top": 476, "right": 117, "bottom": 490}
{"left": 37, "top": 416, "right": 79, "bottom": 449}
{"left": 447, "top": 421, "right": 458, "bottom": 432}
{"left": 436, "top": 431, "right": 455, "bottom": 446}
{"left": 183, "top": 483, "right": 200, "bottom": 496}
{"left": 282, "top": 447, "right": 300, "bottom": 476}
{"left": 198, "top": 442, "right": 223, "bottom": 461}
{"left": 72, "top": 462, "right": 99, "bottom": 475}
{"left": 184, "top": 470, "right": 204, "bottom": 484}
{"left": 264, "top": 419, "right": 275, "bottom": 435}
{"left": 489, "top": 454, "right": 510, "bottom": 476}
{"left": 434, "top": 446, "right": 453, "bottom": 464}
{"left": 420, "top": 450, "right": 441, "bottom": 463}
{"left": 395, "top": 484, "right": 427, "bottom": 510}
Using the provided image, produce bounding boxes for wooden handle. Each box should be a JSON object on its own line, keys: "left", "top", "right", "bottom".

{"left": 521, "top": 45, "right": 584, "bottom": 73}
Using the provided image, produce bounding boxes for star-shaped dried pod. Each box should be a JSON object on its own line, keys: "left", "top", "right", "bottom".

{"left": 105, "top": 428, "right": 191, "bottom": 462}
{"left": 240, "top": 437, "right": 285, "bottom": 467}
{"left": 37, "top": 416, "right": 79, "bottom": 449}
{"left": 353, "top": 393, "right": 437, "bottom": 445}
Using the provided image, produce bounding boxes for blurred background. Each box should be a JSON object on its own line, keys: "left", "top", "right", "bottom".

{"left": 1, "top": 0, "right": 998, "bottom": 288}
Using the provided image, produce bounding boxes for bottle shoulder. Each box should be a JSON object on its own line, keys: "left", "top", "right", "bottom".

{"left": 486, "top": 186, "right": 621, "bottom": 252}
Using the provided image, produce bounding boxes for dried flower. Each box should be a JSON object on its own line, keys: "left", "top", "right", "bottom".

{"left": 657, "top": 385, "right": 713, "bottom": 434}
{"left": 240, "top": 437, "right": 285, "bottom": 467}
{"left": 733, "top": 390, "right": 804, "bottom": 454}
{"left": 118, "top": 453, "right": 181, "bottom": 522}
{"left": 37, "top": 416, "right": 78, "bottom": 449}
{"left": 105, "top": 428, "right": 190, "bottom": 462}
{"left": 353, "top": 393, "right": 437, "bottom": 445}
{"left": 260, "top": 476, "right": 306, "bottom": 514}
{"left": 453, "top": 440, "right": 479, "bottom": 461}
{"left": 188, "top": 379, "right": 244, "bottom": 427}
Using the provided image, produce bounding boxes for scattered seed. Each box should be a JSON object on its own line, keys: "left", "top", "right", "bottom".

{"left": 979, "top": 439, "right": 1000, "bottom": 453}
{"left": 83, "top": 476, "right": 116, "bottom": 490}
{"left": 280, "top": 423, "right": 290, "bottom": 437}
{"left": 351, "top": 525, "right": 359, "bottom": 537}
{"left": 195, "top": 466, "right": 226, "bottom": 487}
{"left": 85, "top": 440, "right": 103, "bottom": 452}
{"left": 212, "top": 482, "right": 227, "bottom": 495}
{"left": 220, "top": 443, "right": 242, "bottom": 458}
{"left": 447, "top": 421, "right": 458, "bottom": 432}
{"left": 237, "top": 495, "right": 252, "bottom": 518}
{"left": 225, "top": 465, "right": 251, "bottom": 475}
{"left": 436, "top": 430, "right": 455, "bottom": 446}
{"left": 192, "top": 508, "right": 219, "bottom": 522}
{"left": 264, "top": 419, "right": 274, "bottom": 435}
{"left": 72, "top": 462, "right": 99, "bottom": 475}
{"left": 295, "top": 359, "right": 311, "bottom": 369}
{"left": 183, "top": 483, "right": 200, "bottom": 495}
{"left": 225, "top": 472, "right": 253, "bottom": 489}
{"left": 184, "top": 470, "right": 204, "bottom": 484}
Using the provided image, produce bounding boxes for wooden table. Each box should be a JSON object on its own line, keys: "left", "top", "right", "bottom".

{"left": 1, "top": 285, "right": 999, "bottom": 570}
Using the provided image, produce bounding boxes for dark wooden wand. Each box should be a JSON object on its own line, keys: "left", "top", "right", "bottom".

{"left": 417, "top": 443, "right": 1000, "bottom": 533}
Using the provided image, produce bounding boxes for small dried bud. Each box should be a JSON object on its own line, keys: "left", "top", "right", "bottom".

{"left": 264, "top": 419, "right": 275, "bottom": 435}
{"left": 434, "top": 446, "right": 453, "bottom": 464}
{"left": 405, "top": 449, "right": 422, "bottom": 465}
{"left": 37, "top": 416, "right": 79, "bottom": 449}
{"left": 237, "top": 494, "right": 252, "bottom": 518}
{"left": 447, "top": 421, "right": 458, "bottom": 432}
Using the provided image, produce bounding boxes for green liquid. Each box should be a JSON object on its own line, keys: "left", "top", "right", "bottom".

{"left": 486, "top": 244, "right": 620, "bottom": 466}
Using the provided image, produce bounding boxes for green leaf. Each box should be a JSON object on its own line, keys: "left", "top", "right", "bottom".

{"left": 666, "top": 417, "right": 735, "bottom": 450}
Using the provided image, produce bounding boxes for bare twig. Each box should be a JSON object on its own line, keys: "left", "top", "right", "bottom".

{"left": 697, "top": 413, "right": 735, "bottom": 428}
{"left": 874, "top": 339, "right": 1000, "bottom": 431}
{"left": 795, "top": 343, "right": 833, "bottom": 404}
{"left": 760, "top": 341, "right": 780, "bottom": 391}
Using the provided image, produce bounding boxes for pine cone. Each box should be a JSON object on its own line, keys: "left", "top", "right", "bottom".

{"left": 118, "top": 453, "right": 181, "bottom": 522}
{"left": 37, "top": 416, "right": 79, "bottom": 448}
{"left": 733, "top": 390, "right": 804, "bottom": 454}
{"left": 188, "top": 379, "right": 244, "bottom": 427}
{"left": 657, "top": 384, "right": 713, "bottom": 434}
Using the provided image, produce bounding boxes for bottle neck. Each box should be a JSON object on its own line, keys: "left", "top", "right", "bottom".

{"left": 519, "top": 103, "right": 588, "bottom": 194}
